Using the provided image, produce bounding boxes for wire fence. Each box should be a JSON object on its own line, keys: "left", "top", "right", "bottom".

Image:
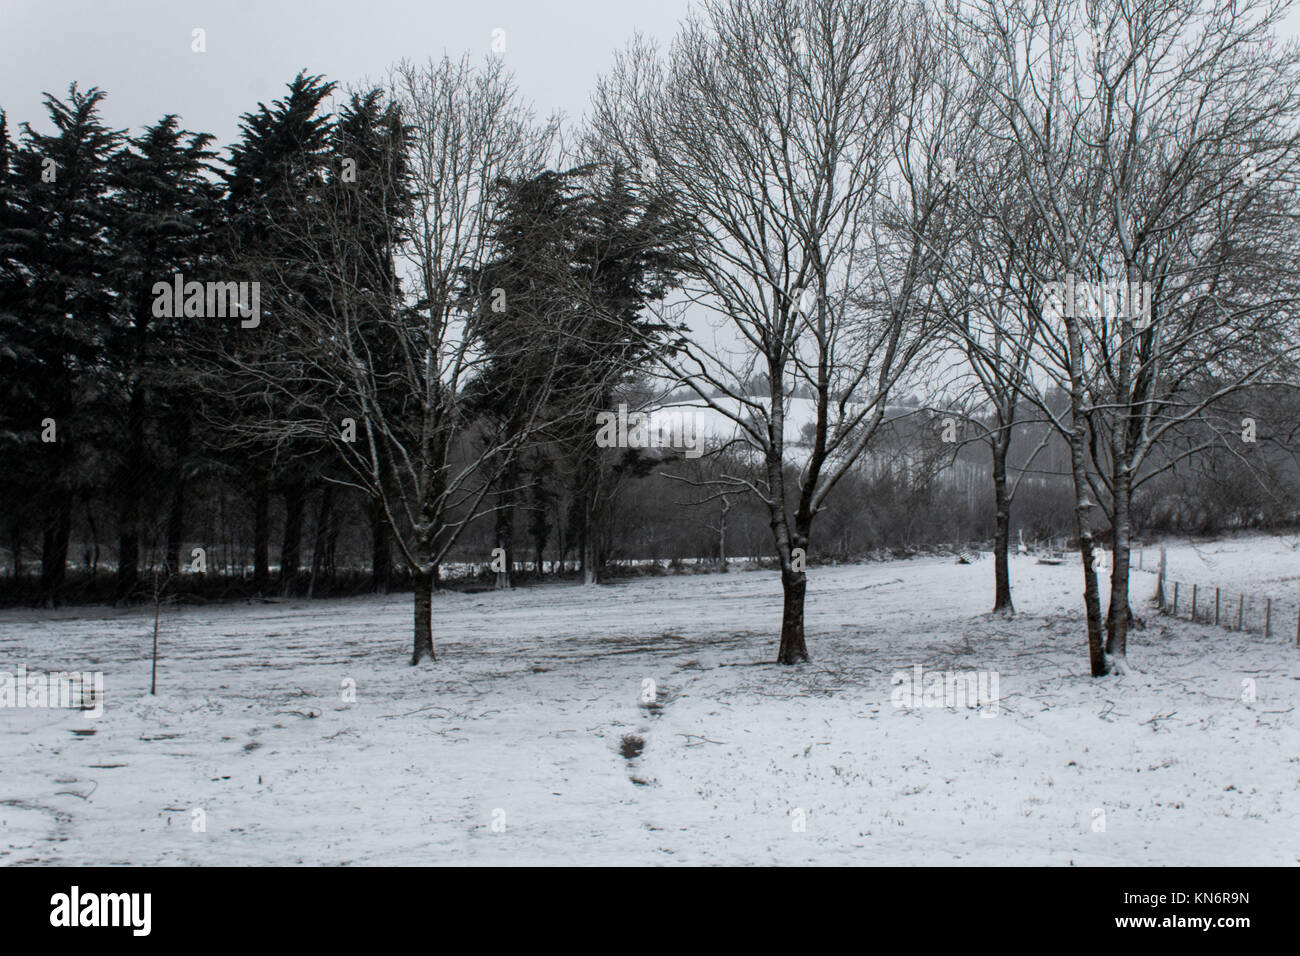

{"left": 1152, "top": 548, "right": 1300, "bottom": 644}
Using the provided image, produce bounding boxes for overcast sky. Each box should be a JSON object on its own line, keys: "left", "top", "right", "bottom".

{"left": 5, "top": 0, "right": 1300, "bottom": 148}
{"left": 0, "top": 0, "right": 695, "bottom": 145}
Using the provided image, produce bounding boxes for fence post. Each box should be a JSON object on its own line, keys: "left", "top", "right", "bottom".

{"left": 1215, "top": 588, "right": 1220, "bottom": 627}
{"left": 1238, "top": 594, "right": 1244, "bottom": 631}
{"left": 1173, "top": 581, "right": 1179, "bottom": 616}
{"left": 1266, "top": 598, "right": 1272, "bottom": 638}
{"left": 1193, "top": 584, "right": 1199, "bottom": 622}
{"left": 1295, "top": 601, "right": 1299, "bottom": 646}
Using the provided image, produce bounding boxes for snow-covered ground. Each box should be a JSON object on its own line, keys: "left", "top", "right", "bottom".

{"left": 1153, "top": 532, "right": 1300, "bottom": 593}
{"left": 1, "top": 535, "right": 1296, "bottom": 865}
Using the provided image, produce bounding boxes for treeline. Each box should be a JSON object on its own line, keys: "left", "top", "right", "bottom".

{"left": 1, "top": 67, "right": 1295, "bottom": 616}
{"left": 0, "top": 69, "right": 685, "bottom": 612}
{"left": 0, "top": 62, "right": 1064, "bottom": 616}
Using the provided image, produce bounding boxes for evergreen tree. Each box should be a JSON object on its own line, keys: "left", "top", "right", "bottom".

{"left": 462, "top": 162, "right": 688, "bottom": 585}
{"left": 105, "top": 115, "right": 219, "bottom": 601}
{"left": 461, "top": 169, "right": 586, "bottom": 587}
{"left": 564, "top": 163, "right": 689, "bottom": 583}
{"left": 216, "top": 71, "right": 337, "bottom": 595}
{"left": 0, "top": 86, "right": 122, "bottom": 605}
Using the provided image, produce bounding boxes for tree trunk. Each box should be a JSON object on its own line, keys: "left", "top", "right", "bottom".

{"left": 1105, "top": 471, "right": 1133, "bottom": 668}
{"left": 991, "top": 440, "right": 1014, "bottom": 616}
{"left": 252, "top": 470, "right": 270, "bottom": 594}
{"left": 307, "top": 484, "right": 334, "bottom": 598}
{"left": 165, "top": 476, "right": 185, "bottom": 576}
{"left": 370, "top": 498, "right": 391, "bottom": 593}
{"left": 582, "top": 532, "right": 598, "bottom": 586}
{"left": 115, "top": 505, "right": 139, "bottom": 604}
{"left": 279, "top": 480, "right": 306, "bottom": 597}
{"left": 1105, "top": 264, "right": 1140, "bottom": 670}
{"left": 40, "top": 501, "right": 71, "bottom": 608}
{"left": 1063, "top": 316, "right": 1107, "bottom": 675}
{"left": 494, "top": 461, "right": 517, "bottom": 589}
{"left": 164, "top": 432, "right": 188, "bottom": 576}
{"left": 411, "top": 568, "right": 435, "bottom": 664}
{"left": 1076, "top": 524, "right": 1107, "bottom": 676}
{"left": 8, "top": 523, "right": 22, "bottom": 580}
{"left": 85, "top": 503, "right": 99, "bottom": 576}
{"left": 777, "top": 566, "right": 810, "bottom": 664}
{"left": 718, "top": 497, "right": 730, "bottom": 572}
{"left": 578, "top": 434, "right": 602, "bottom": 586}
{"left": 529, "top": 465, "right": 550, "bottom": 578}
{"left": 555, "top": 499, "right": 567, "bottom": 576}
{"left": 579, "top": 479, "right": 600, "bottom": 586}
{"left": 1155, "top": 546, "right": 1166, "bottom": 609}
{"left": 323, "top": 500, "right": 339, "bottom": 580}
{"left": 115, "top": 385, "right": 146, "bottom": 604}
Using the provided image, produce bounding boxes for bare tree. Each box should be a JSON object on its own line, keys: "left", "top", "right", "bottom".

{"left": 929, "top": 91, "right": 1054, "bottom": 617}
{"left": 953, "top": 0, "right": 1300, "bottom": 673}
{"left": 592, "top": 0, "right": 955, "bottom": 663}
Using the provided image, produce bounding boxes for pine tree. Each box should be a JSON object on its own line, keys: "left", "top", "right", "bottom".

{"left": 0, "top": 110, "right": 35, "bottom": 584}
{"left": 216, "top": 71, "right": 337, "bottom": 595}
{"left": 105, "top": 115, "right": 219, "bottom": 601}
{"left": 2, "top": 86, "right": 123, "bottom": 605}
{"left": 564, "top": 163, "right": 689, "bottom": 584}
{"left": 459, "top": 162, "right": 689, "bottom": 585}
{"left": 460, "top": 169, "right": 586, "bottom": 587}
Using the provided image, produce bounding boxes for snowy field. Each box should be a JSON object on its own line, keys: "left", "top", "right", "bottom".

{"left": 1156, "top": 532, "right": 1300, "bottom": 593}
{"left": 1, "top": 534, "right": 1297, "bottom": 865}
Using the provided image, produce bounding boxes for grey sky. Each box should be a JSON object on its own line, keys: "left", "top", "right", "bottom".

{"left": 0, "top": 0, "right": 695, "bottom": 145}
{"left": 5, "top": 0, "right": 1300, "bottom": 148}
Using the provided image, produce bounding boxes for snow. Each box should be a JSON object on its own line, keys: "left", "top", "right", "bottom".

{"left": 1, "top": 537, "right": 1296, "bottom": 864}
{"left": 1152, "top": 532, "right": 1300, "bottom": 593}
